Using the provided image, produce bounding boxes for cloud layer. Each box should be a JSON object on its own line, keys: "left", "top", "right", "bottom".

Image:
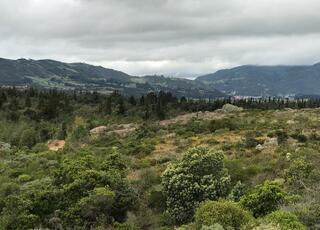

{"left": 1, "top": 0, "right": 320, "bottom": 78}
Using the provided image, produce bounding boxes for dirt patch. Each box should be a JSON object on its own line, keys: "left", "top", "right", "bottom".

{"left": 127, "top": 170, "right": 141, "bottom": 180}
{"left": 48, "top": 140, "right": 65, "bottom": 151}
{"left": 214, "top": 132, "right": 243, "bottom": 143}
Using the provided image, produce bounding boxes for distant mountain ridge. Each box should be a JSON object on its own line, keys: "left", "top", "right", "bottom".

{"left": 196, "top": 63, "right": 320, "bottom": 96}
{"left": 0, "top": 58, "right": 225, "bottom": 98}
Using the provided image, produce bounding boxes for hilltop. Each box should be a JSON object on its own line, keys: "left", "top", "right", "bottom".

{"left": 197, "top": 63, "right": 320, "bottom": 96}
{"left": 0, "top": 58, "right": 225, "bottom": 98}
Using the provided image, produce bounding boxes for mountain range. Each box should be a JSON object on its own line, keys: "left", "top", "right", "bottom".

{"left": 196, "top": 63, "right": 320, "bottom": 97}
{"left": 2, "top": 57, "right": 320, "bottom": 98}
{"left": 0, "top": 58, "right": 225, "bottom": 98}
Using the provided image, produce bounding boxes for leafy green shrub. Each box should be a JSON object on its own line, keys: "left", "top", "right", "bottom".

{"left": 138, "top": 168, "right": 160, "bottom": 191}
{"left": 291, "top": 133, "right": 307, "bottom": 143}
{"left": 253, "top": 223, "right": 280, "bottom": 230}
{"left": 243, "top": 131, "right": 262, "bottom": 148}
{"left": 225, "top": 160, "right": 260, "bottom": 183}
{"left": 285, "top": 158, "right": 314, "bottom": 190}
{"left": 147, "top": 187, "right": 166, "bottom": 212}
{"left": 195, "top": 200, "right": 253, "bottom": 230}
{"left": 18, "top": 174, "right": 32, "bottom": 183}
{"left": 240, "top": 180, "right": 286, "bottom": 217}
{"left": 275, "top": 130, "right": 288, "bottom": 144}
{"left": 244, "top": 136, "right": 260, "bottom": 148}
{"left": 200, "top": 224, "right": 224, "bottom": 230}
{"left": 162, "top": 147, "right": 231, "bottom": 223}
{"left": 262, "top": 211, "right": 307, "bottom": 230}
{"left": 19, "top": 128, "right": 37, "bottom": 148}
{"left": 185, "top": 118, "right": 208, "bottom": 134}
{"left": 227, "top": 181, "right": 246, "bottom": 202}
{"left": 72, "top": 187, "right": 116, "bottom": 225}
{"left": 208, "top": 118, "right": 237, "bottom": 132}
{"left": 0, "top": 195, "right": 41, "bottom": 229}
{"left": 290, "top": 200, "right": 320, "bottom": 230}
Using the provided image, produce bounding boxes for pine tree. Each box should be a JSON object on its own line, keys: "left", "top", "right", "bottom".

{"left": 156, "top": 101, "right": 165, "bottom": 120}
{"left": 25, "top": 95, "right": 31, "bottom": 107}
{"left": 117, "top": 97, "right": 126, "bottom": 115}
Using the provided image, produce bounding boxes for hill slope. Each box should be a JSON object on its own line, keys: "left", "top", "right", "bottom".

{"left": 196, "top": 64, "right": 320, "bottom": 96}
{"left": 0, "top": 58, "right": 225, "bottom": 98}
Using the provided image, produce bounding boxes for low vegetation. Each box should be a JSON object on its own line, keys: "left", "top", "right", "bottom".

{"left": 0, "top": 87, "right": 319, "bottom": 229}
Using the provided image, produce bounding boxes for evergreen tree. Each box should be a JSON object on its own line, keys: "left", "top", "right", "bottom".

{"left": 117, "top": 97, "right": 126, "bottom": 115}
{"left": 25, "top": 95, "right": 31, "bottom": 107}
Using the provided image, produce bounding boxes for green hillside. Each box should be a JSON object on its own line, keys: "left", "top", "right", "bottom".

{"left": 0, "top": 58, "right": 225, "bottom": 98}
{"left": 197, "top": 64, "right": 320, "bottom": 96}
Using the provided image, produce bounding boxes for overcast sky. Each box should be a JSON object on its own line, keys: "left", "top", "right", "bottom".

{"left": 1, "top": 0, "right": 320, "bottom": 78}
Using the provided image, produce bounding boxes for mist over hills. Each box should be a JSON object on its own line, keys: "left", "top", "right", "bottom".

{"left": 196, "top": 63, "right": 320, "bottom": 97}
{"left": 0, "top": 58, "right": 225, "bottom": 98}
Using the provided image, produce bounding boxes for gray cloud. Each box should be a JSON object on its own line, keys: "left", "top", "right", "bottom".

{"left": 1, "top": 0, "right": 320, "bottom": 78}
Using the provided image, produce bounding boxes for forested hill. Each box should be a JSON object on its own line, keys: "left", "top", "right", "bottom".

{"left": 196, "top": 63, "right": 320, "bottom": 97}
{"left": 0, "top": 58, "right": 225, "bottom": 98}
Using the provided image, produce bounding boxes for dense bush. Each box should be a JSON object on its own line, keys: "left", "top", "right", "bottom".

{"left": 240, "top": 180, "right": 287, "bottom": 217}
{"left": 162, "top": 147, "right": 231, "bottom": 223}
{"left": 291, "top": 132, "right": 307, "bottom": 143}
{"left": 292, "top": 201, "right": 320, "bottom": 230}
{"left": 208, "top": 118, "right": 238, "bottom": 132}
{"left": 194, "top": 200, "right": 253, "bottom": 229}
{"left": 0, "top": 152, "right": 137, "bottom": 229}
{"left": 285, "top": 158, "right": 314, "bottom": 190}
{"left": 275, "top": 130, "right": 288, "bottom": 144}
{"left": 262, "top": 211, "right": 307, "bottom": 230}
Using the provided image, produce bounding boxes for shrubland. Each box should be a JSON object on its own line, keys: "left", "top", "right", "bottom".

{"left": 0, "top": 88, "right": 319, "bottom": 229}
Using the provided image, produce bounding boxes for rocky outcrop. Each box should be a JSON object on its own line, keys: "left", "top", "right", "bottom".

{"left": 90, "top": 124, "right": 138, "bottom": 138}
{"left": 263, "top": 137, "right": 278, "bottom": 146}
{"left": 255, "top": 144, "right": 264, "bottom": 150}
{"left": 220, "top": 104, "right": 244, "bottom": 113}
{"left": 90, "top": 126, "right": 107, "bottom": 136}
{"left": 107, "top": 124, "right": 137, "bottom": 137}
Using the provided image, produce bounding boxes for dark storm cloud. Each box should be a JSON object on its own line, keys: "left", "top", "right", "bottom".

{"left": 1, "top": 0, "right": 320, "bottom": 77}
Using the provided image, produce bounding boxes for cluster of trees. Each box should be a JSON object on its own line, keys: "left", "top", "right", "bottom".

{"left": 0, "top": 150, "right": 137, "bottom": 229}
{"left": 2, "top": 87, "right": 320, "bottom": 124}
{"left": 162, "top": 147, "right": 308, "bottom": 230}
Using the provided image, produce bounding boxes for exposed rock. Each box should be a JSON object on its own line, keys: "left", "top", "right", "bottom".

{"left": 220, "top": 104, "right": 243, "bottom": 113}
{"left": 263, "top": 137, "right": 278, "bottom": 146}
{"left": 91, "top": 124, "right": 138, "bottom": 138}
{"left": 302, "top": 129, "right": 313, "bottom": 136}
{"left": 112, "top": 123, "right": 137, "bottom": 130}
{"left": 255, "top": 144, "right": 264, "bottom": 150}
{"left": 90, "top": 126, "right": 107, "bottom": 136}
{"left": 0, "top": 141, "right": 11, "bottom": 151}
{"left": 106, "top": 125, "right": 137, "bottom": 137}
{"left": 165, "top": 133, "right": 176, "bottom": 139}
{"left": 286, "top": 152, "right": 292, "bottom": 161}
{"left": 284, "top": 108, "right": 295, "bottom": 112}
{"left": 286, "top": 120, "right": 295, "bottom": 125}
{"left": 48, "top": 140, "right": 65, "bottom": 151}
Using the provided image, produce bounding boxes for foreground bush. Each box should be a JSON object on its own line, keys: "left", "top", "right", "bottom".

{"left": 240, "top": 180, "right": 286, "bottom": 217}
{"left": 195, "top": 200, "right": 253, "bottom": 229}
{"left": 262, "top": 211, "right": 307, "bottom": 230}
{"left": 162, "top": 147, "right": 231, "bottom": 223}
